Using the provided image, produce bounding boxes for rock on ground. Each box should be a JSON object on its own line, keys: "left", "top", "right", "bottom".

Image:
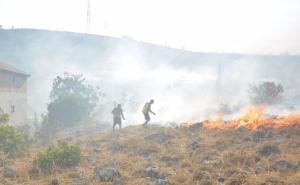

{"left": 96, "top": 166, "right": 121, "bottom": 182}
{"left": 145, "top": 165, "right": 164, "bottom": 179}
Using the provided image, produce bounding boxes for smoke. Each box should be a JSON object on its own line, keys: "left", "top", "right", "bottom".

{"left": 3, "top": 30, "right": 300, "bottom": 126}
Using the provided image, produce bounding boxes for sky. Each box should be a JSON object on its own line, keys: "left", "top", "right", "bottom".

{"left": 0, "top": 0, "right": 300, "bottom": 54}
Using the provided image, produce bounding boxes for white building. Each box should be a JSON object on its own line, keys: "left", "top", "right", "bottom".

{"left": 0, "top": 61, "right": 29, "bottom": 125}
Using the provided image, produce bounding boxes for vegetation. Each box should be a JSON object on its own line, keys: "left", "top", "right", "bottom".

{"left": 49, "top": 72, "right": 98, "bottom": 126}
{"left": 36, "top": 141, "right": 81, "bottom": 174}
{"left": 2, "top": 125, "right": 300, "bottom": 184}
{"left": 249, "top": 81, "right": 284, "bottom": 105}
{"left": 0, "top": 108, "right": 9, "bottom": 124}
{"left": 38, "top": 73, "right": 98, "bottom": 141}
{"left": 48, "top": 94, "right": 91, "bottom": 128}
{"left": 0, "top": 124, "right": 28, "bottom": 157}
{"left": 50, "top": 72, "right": 98, "bottom": 104}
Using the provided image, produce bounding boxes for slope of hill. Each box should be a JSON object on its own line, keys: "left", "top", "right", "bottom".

{"left": 1, "top": 28, "right": 300, "bottom": 72}
{"left": 1, "top": 125, "right": 299, "bottom": 185}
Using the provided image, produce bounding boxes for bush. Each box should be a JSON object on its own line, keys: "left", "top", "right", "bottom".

{"left": 48, "top": 94, "right": 90, "bottom": 128}
{"left": 0, "top": 108, "right": 9, "bottom": 124}
{"left": 0, "top": 124, "right": 28, "bottom": 157}
{"left": 249, "top": 81, "right": 283, "bottom": 105}
{"left": 36, "top": 141, "right": 81, "bottom": 174}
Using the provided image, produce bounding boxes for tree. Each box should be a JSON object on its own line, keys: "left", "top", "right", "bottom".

{"left": 49, "top": 72, "right": 98, "bottom": 125}
{"left": 50, "top": 72, "right": 97, "bottom": 105}
{"left": 0, "top": 108, "right": 9, "bottom": 124}
{"left": 0, "top": 124, "right": 28, "bottom": 157}
{"left": 38, "top": 73, "right": 98, "bottom": 141}
{"left": 249, "top": 81, "right": 283, "bottom": 105}
{"left": 48, "top": 94, "right": 90, "bottom": 127}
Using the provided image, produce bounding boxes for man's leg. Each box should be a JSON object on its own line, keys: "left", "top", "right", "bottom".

{"left": 143, "top": 113, "right": 150, "bottom": 127}
{"left": 117, "top": 117, "right": 122, "bottom": 130}
{"left": 113, "top": 117, "right": 117, "bottom": 131}
{"left": 143, "top": 113, "right": 147, "bottom": 124}
{"left": 145, "top": 118, "right": 150, "bottom": 124}
{"left": 113, "top": 123, "right": 116, "bottom": 131}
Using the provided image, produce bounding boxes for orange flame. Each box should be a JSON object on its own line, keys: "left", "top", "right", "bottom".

{"left": 183, "top": 106, "right": 300, "bottom": 130}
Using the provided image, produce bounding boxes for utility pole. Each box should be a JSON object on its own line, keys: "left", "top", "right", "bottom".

{"left": 86, "top": 0, "right": 91, "bottom": 33}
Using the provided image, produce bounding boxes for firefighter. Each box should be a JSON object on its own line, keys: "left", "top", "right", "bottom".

{"left": 112, "top": 104, "right": 125, "bottom": 130}
{"left": 142, "top": 99, "right": 156, "bottom": 126}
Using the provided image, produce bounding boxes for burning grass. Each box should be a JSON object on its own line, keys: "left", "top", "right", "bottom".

{"left": 0, "top": 120, "right": 299, "bottom": 184}
{"left": 183, "top": 106, "right": 300, "bottom": 130}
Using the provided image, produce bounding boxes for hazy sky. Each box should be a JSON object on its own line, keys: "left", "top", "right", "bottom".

{"left": 0, "top": 0, "right": 299, "bottom": 54}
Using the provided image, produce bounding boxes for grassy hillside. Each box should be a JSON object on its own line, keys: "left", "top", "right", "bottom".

{"left": 0, "top": 29, "right": 300, "bottom": 185}
{"left": 1, "top": 124, "right": 299, "bottom": 185}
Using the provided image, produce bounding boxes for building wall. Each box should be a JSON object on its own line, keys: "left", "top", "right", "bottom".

{"left": 0, "top": 71, "right": 27, "bottom": 125}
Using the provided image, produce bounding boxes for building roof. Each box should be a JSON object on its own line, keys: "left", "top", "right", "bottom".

{"left": 0, "top": 61, "right": 29, "bottom": 77}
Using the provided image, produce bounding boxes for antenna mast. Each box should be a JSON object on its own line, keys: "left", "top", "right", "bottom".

{"left": 86, "top": 0, "right": 91, "bottom": 33}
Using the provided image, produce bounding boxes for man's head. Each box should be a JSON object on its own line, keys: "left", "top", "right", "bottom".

{"left": 149, "top": 99, "right": 154, "bottom": 104}
{"left": 117, "top": 104, "right": 122, "bottom": 108}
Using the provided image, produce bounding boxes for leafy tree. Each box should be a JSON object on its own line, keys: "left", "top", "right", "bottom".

{"left": 48, "top": 94, "right": 90, "bottom": 127}
{"left": 48, "top": 73, "right": 97, "bottom": 126}
{"left": 0, "top": 108, "right": 9, "bottom": 124}
{"left": 0, "top": 124, "right": 28, "bottom": 157}
{"left": 249, "top": 81, "right": 283, "bottom": 105}
{"left": 38, "top": 73, "right": 98, "bottom": 141}
{"left": 50, "top": 72, "right": 97, "bottom": 105}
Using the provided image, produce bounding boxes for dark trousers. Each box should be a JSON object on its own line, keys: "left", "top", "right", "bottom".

{"left": 143, "top": 112, "right": 150, "bottom": 124}
{"left": 113, "top": 116, "right": 122, "bottom": 129}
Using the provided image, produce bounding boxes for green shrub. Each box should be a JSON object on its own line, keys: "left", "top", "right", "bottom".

{"left": 0, "top": 124, "right": 27, "bottom": 157}
{"left": 36, "top": 141, "right": 81, "bottom": 174}
{"left": 0, "top": 108, "right": 9, "bottom": 124}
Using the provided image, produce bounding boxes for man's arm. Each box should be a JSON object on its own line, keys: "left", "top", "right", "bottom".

{"left": 121, "top": 110, "right": 125, "bottom": 120}
{"left": 149, "top": 108, "right": 156, "bottom": 115}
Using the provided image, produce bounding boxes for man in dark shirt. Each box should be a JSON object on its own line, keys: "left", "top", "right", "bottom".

{"left": 112, "top": 104, "right": 125, "bottom": 130}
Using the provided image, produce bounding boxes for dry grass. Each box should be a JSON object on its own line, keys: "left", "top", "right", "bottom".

{"left": 0, "top": 125, "right": 299, "bottom": 185}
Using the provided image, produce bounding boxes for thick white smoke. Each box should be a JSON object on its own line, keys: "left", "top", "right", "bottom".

{"left": 8, "top": 30, "right": 298, "bottom": 126}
